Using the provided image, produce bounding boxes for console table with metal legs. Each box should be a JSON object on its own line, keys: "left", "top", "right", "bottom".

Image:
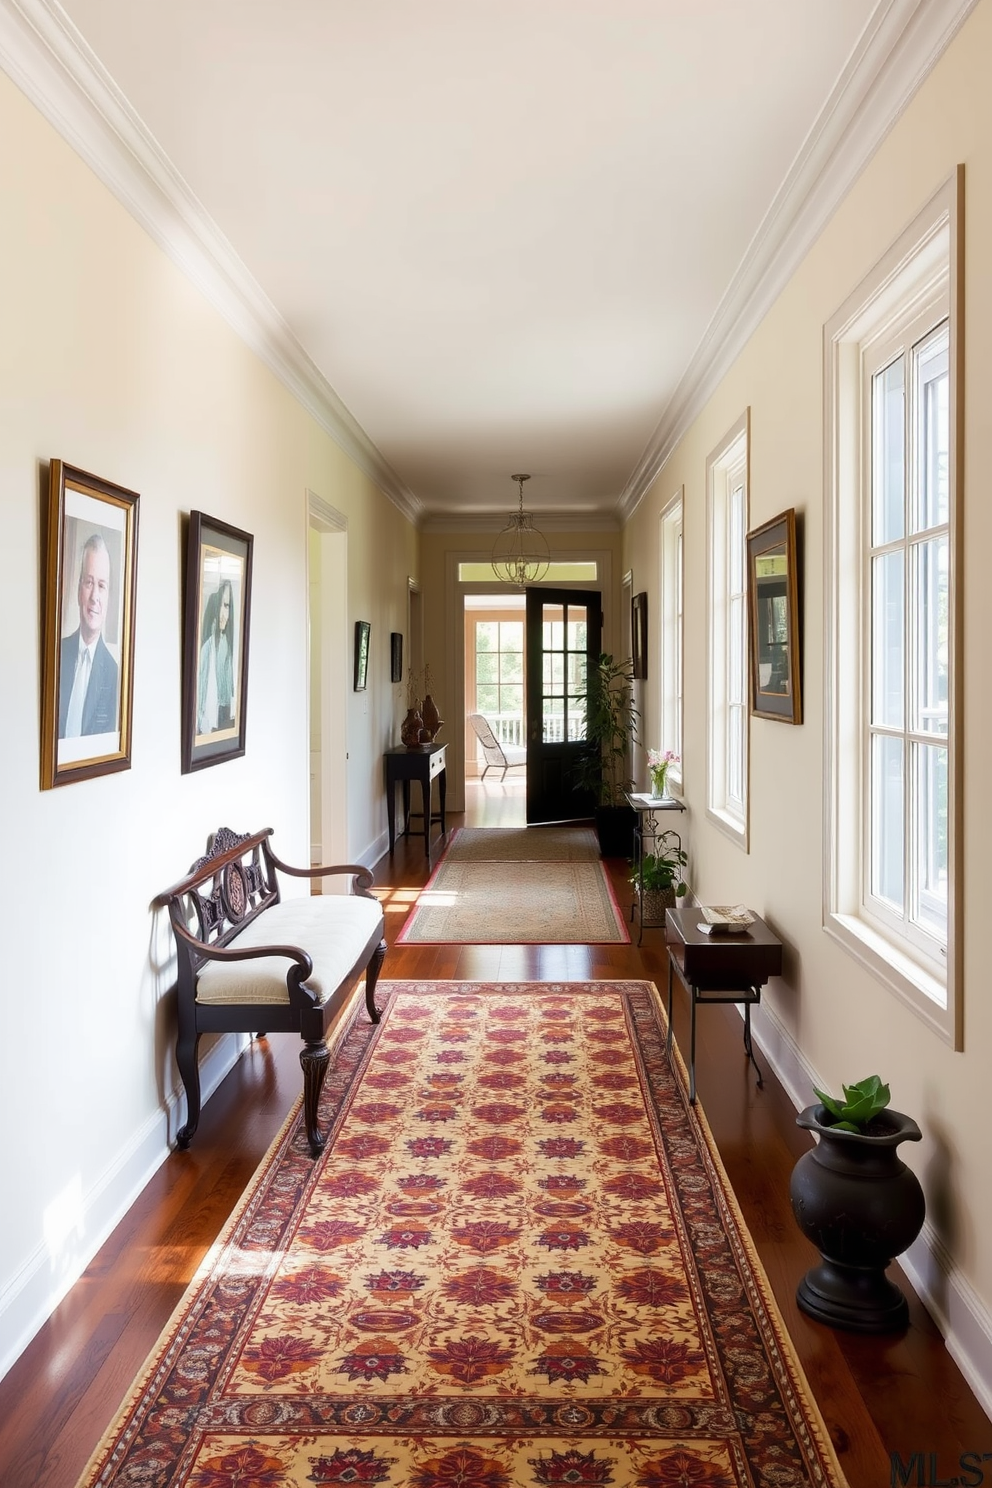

{"left": 663, "top": 906, "right": 783, "bottom": 1104}
{"left": 384, "top": 743, "right": 447, "bottom": 867}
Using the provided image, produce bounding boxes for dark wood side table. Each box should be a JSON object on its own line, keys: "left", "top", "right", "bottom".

{"left": 664, "top": 906, "right": 783, "bottom": 1103}
{"left": 384, "top": 743, "right": 447, "bottom": 866}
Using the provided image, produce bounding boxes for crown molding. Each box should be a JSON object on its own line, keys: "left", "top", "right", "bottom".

{"left": 0, "top": 0, "right": 424, "bottom": 526}
{"left": 419, "top": 511, "right": 621, "bottom": 536}
{"left": 616, "top": 0, "right": 978, "bottom": 523}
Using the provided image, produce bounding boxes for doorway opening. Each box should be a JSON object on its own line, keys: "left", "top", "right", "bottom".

{"left": 308, "top": 499, "right": 348, "bottom": 886}
{"left": 463, "top": 593, "right": 527, "bottom": 783}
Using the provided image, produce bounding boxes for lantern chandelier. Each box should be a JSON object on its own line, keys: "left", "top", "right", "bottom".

{"left": 491, "top": 473, "right": 551, "bottom": 588}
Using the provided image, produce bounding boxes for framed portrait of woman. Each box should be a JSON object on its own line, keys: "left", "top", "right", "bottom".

{"left": 181, "top": 511, "right": 254, "bottom": 772}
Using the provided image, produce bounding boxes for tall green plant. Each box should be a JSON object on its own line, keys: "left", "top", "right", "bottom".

{"left": 571, "top": 653, "right": 639, "bottom": 807}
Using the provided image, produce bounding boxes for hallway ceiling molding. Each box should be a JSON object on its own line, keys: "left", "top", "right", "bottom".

{"left": 0, "top": 0, "right": 975, "bottom": 528}
{"left": 0, "top": 0, "right": 422, "bottom": 524}
{"left": 616, "top": 0, "right": 979, "bottom": 521}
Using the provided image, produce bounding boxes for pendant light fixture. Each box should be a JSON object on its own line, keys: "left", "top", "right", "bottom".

{"left": 491, "top": 473, "right": 551, "bottom": 588}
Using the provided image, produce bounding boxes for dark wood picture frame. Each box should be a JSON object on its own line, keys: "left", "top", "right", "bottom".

{"left": 355, "top": 620, "right": 371, "bottom": 691}
{"left": 632, "top": 591, "right": 648, "bottom": 680}
{"left": 181, "top": 511, "right": 254, "bottom": 772}
{"left": 390, "top": 631, "right": 403, "bottom": 684}
{"left": 41, "top": 459, "right": 140, "bottom": 789}
{"left": 746, "top": 507, "right": 802, "bottom": 724}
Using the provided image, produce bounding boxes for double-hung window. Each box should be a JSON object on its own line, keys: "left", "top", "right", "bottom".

{"left": 707, "top": 414, "right": 749, "bottom": 845}
{"left": 825, "top": 173, "right": 961, "bottom": 1046}
{"left": 659, "top": 492, "right": 684, "bottom": 789}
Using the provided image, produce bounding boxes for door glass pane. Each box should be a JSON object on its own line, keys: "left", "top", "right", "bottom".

{"left": 566, "top": 609, "right": 587, "bottom": 653}
{"left": 871, "top": 552, "right": 904, "bottom": 729}
{"left": 913, "top": 741, "right": 947, "bottom": 940}
{"left": 912, "top": 534, "right": 948, "bottom": 736}
{"left": 543, "top": 695, "right": 564, "bottom": 743}
{"left": 871, "top": 733, "right": 904, "bottom": 911}
{"left": 567, "top": 695, "right": 587, "bottom": 742}
{"left": 914, "top": 325, "right": 949, "bottom": 532}
{"left": 872, "top": 356, "right": 905, "bottom": 545}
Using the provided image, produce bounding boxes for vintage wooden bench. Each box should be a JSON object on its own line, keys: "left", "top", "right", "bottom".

{"left": 156, "top": 826, "right": 386, "bottom": 1157}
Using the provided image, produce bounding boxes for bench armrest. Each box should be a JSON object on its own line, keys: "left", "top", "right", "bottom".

{"left": 266, "top": 848, "right": 374, "bottom": 896}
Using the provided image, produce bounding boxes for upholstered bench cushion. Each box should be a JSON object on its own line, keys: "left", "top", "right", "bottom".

{"left": 195, "top": 895, "right": 384, "bottom": 1006}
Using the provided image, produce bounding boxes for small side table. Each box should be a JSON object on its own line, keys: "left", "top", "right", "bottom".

{"left": 384, "top": 744, "right": 447, "bottom": 866}
{"left": 664, "top": 906, "right": 783, "bottom": 1104}
{"left": 626, "top": 792, "right": 686, "bottom": 946}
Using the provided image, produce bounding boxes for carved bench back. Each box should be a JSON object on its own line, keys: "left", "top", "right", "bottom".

{"left": 161, "top": 827, "right": 280, "bottom": 979}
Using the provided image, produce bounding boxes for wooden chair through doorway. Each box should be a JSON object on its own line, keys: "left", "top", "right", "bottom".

{"left": 467, "top": 713, "right": 526, "bottom": 782}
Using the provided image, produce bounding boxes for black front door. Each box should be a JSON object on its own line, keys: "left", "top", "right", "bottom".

{"left": 525, "top": 587, "right": 602, "bottom": 824}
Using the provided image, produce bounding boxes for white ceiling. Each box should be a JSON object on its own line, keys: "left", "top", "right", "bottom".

{"left": 3, "top": 0, "right": 973, "bottom": 522}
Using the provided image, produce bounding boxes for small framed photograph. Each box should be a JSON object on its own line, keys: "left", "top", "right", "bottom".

{"left": 390, "top": 631, "right": 403, "bottom": 684}
{"left": 632, "top": 591, "right": 648, "bottom": 680}
{"left": 355, "top": 620, "right": 371, "bottom": 691}
{"left": 41, "top": 460, "right": 140, "bottom": 789}
{"left": 747, "top": 507, "right": 802, "bottom": 724}
{"left": 181, "top": 512, "right": 254, "bottom": 772}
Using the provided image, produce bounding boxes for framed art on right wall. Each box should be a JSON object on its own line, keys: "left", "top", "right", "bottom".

{"left": 746, "top": 507, "right": 802, "bottom": 724}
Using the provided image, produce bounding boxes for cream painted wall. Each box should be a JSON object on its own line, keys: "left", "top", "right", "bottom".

{"left": 0, "top": 71, "right": 416, "bottom": 1377}
{"left": 418, "top": 528, "right": 623, "bottom": 810}
{"left": 624, "top": 0, "right": 992, "bottom": 1356}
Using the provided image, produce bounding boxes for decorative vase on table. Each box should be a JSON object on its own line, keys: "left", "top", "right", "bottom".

{"left": 420, "top": 693, "right": 443, "bottom": 741}
{"left": 401, "top": 708, "right": 425, "bottom": 749}
{"left": 650, "top": 764, "right": 670, "bottom": 801}
{"left": 647, "top": 748, "right": 678, "bottom": 802}
{"left": 789, "top": 1104, "right": 925, "bottom": 1333}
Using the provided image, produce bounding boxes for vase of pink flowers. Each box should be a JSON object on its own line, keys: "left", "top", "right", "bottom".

{"left": 647, "top": 748, "right": 678, "bottom": 801}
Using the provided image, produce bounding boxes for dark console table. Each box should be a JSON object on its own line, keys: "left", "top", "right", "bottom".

{"left": 664, "top": 906, "right": 782, "bottom": 1104}
{"left": 384, "top": 743, "right": 447, "bottom": 866}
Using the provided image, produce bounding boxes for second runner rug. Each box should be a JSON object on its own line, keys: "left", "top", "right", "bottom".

{"left": 397, "top": 826, "right": 629, "bottom": 944}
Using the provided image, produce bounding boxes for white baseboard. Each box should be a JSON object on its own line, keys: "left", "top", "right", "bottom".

{"left": 0, "top": 1031, "right": 246, "bottom": 1385}
{"left": 748, "top": 999, "right": 992, "bottom": 1424}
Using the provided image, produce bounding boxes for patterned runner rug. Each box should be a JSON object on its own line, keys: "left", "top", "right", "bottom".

{"left": 79, "top": 980, "right": 847, "bottom": 1488}
{"left": 397, "top": 827, "right": 629, "bottom": 944}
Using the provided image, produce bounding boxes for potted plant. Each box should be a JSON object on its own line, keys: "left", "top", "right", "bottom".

{"left": 571, "top": 652, "right": 639, "bottom": 857}
{"left": 789, "top": 1076, "right": 925, "bottom": 1333}
{"left": 629, "top": 832, "right": 687, "bottom": 923}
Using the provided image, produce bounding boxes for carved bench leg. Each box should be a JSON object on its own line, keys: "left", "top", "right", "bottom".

{"left": 366, "top": 937, "right": 386, "bottom": 1024}
{"left": 175, "top": 1029, "right": 202, "bottom": 1148}
{"left": 300, "top": 1038, "right": 330, "bottom": 1157}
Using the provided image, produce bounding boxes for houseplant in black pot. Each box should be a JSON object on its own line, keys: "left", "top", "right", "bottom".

{"left": 789, "top": 1076, "right": 925, "bottom": 1333}
{"left": 572, "top": 652, "right": 638, "bottom": 857}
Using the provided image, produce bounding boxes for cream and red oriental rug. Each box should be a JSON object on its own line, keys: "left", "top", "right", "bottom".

{"left": 397, "top": 828, "right": 629, "bottom": 945}
{"left": 79, "top": 981, "right": 847, "bottom": 1488}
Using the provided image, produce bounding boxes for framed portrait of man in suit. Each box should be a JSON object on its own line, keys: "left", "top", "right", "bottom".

{"left": 41, "top": 460, "right": 140, "bottom": 789}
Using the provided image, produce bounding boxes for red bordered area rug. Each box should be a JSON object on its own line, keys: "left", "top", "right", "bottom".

{"left": 79, "top": 981, "right": 847, "bottom": 1488}
{"left": 396, "top": 828, "right": 630, "bottom": 944}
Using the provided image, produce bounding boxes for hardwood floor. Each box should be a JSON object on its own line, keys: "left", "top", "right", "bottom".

{"left": 2, "top": 778, "right": 989, "bottom": 1485}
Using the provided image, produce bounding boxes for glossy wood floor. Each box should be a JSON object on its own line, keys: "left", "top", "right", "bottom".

{"left": 2, "top": 779, "right": 990, "bottom": 1486}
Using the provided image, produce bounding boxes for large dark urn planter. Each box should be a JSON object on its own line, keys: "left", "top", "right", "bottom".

{"left": 790, "top": 1104, "right": 925, "bottom": 1334}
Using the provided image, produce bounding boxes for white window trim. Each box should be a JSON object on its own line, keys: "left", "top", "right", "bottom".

{"left": 659, "top": 489, "right": 684, "bottom": 793}
{"left": 823, "top": 169, "right": 963, "bottom": 1049}
{"left": 706, "top": 411, "right": 750, "bottom": 849}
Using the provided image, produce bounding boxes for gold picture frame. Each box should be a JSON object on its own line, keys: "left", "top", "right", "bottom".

{"left": 41, "top": 460, "right": 140, "bottom": 789}
{"left": 746, "top": 508, "right": 802, "bottom": 724}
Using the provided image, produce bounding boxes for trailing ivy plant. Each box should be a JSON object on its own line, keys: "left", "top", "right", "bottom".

{"left": 813, "top": 1075, "right": 891, "bottom": 1134}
